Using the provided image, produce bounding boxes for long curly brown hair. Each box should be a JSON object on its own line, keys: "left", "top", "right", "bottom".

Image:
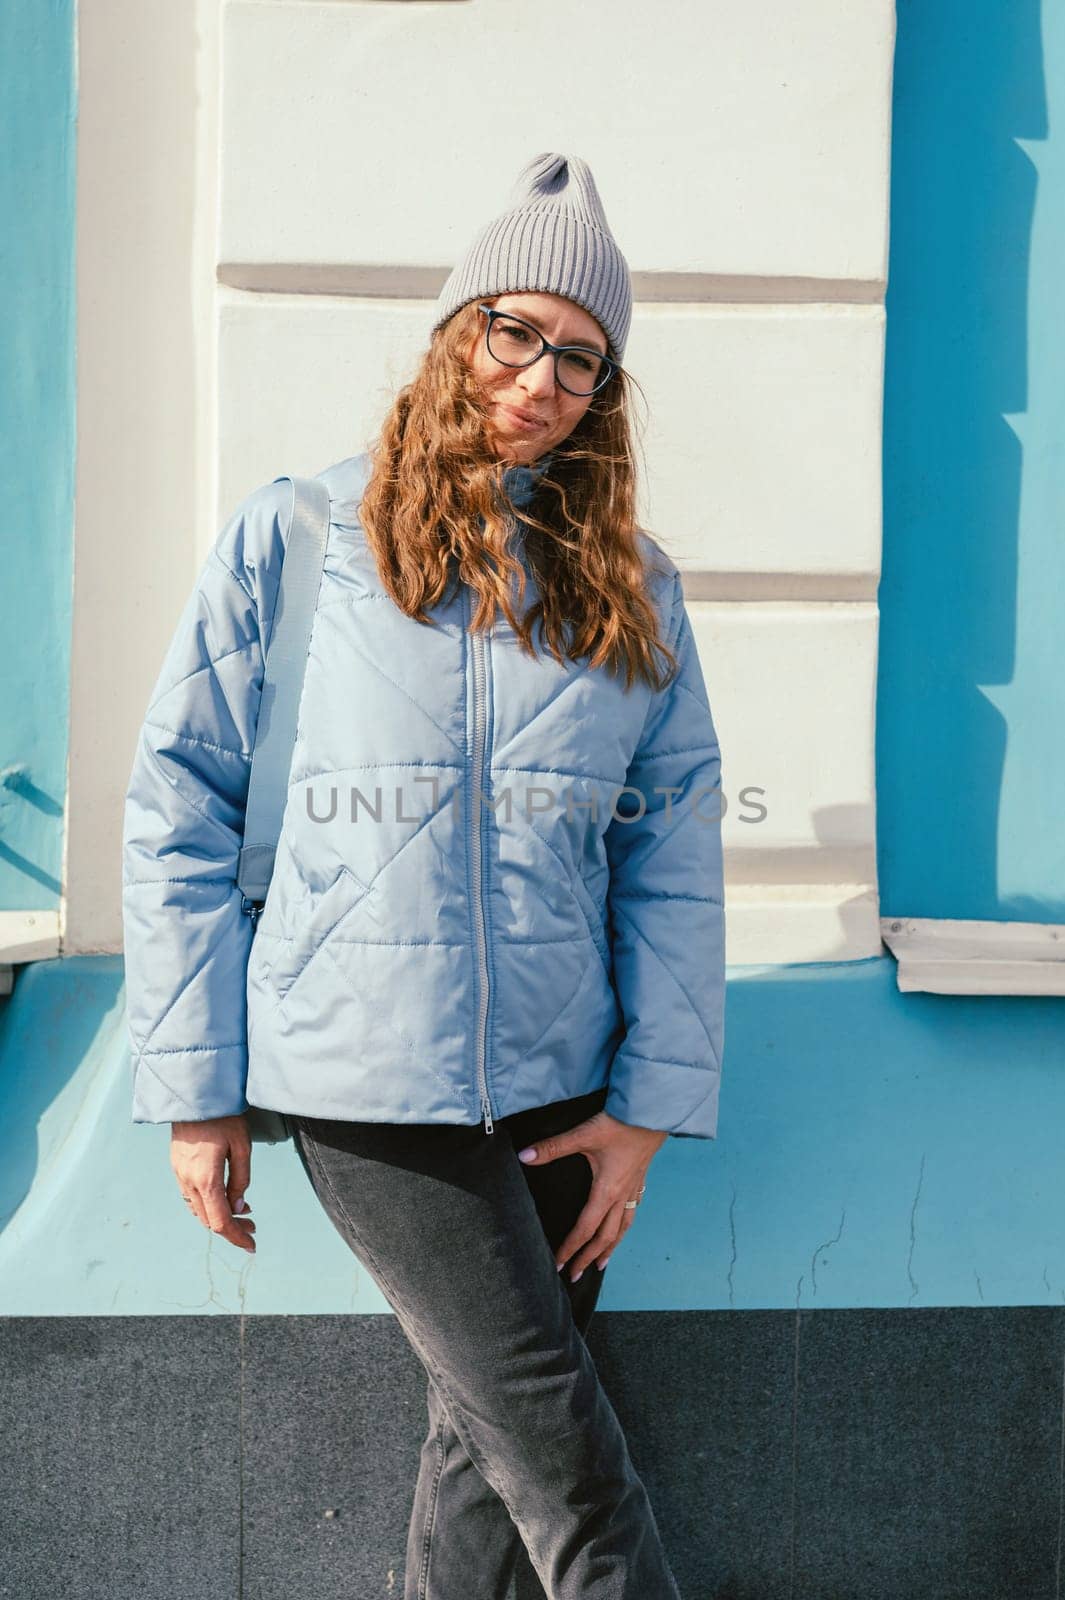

{"left": 355, "top": 295, "right": 679, "bottom": 693}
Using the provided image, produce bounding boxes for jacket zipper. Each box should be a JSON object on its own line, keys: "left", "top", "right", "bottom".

{"left": 468, "top": 592, "right": 495, "bottom": 1134}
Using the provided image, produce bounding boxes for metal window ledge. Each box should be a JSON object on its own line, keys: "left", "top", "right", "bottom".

{"left": 881, "top": 916, "right": 1065, "bottom": 996}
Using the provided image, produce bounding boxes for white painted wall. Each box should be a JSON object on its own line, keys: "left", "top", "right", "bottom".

{"left": 69, "top": 0, "right": 897, "bottom": 964}
{"left": 219, "top": 0, "right": 892, "bottom": 291}
{"left": 66, "top": 0, "right": 221, "bottom": 956}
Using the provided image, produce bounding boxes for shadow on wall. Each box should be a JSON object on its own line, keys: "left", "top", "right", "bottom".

{"left": 877, "top": 0, "right": 1063, "bottom": 922}
{"left": 0, "top": 959, "right": 125, "bottom": 1235}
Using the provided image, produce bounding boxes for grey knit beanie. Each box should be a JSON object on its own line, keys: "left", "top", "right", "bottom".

{"left": 431, "top": 152, "right": 632, "bottom": 364}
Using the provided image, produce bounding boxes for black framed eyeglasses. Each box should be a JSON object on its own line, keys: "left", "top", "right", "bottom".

{"left": 476, "top": 302, "right": 618, "bottom": 396}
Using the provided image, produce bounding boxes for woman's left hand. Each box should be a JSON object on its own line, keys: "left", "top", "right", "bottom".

{"left": 516, "top": 1111, "right": 667, "bottom": 1281}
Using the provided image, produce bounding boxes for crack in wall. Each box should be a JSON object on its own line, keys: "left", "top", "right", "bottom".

{"left": 727, "top": 1184, "right": 737, "bottom": 1309}
{"left": 809, "top": 1208, "right": 846, "bottom": 1297}
{"left": 906, "top": 1154, "right": 925, "bottom": 1305}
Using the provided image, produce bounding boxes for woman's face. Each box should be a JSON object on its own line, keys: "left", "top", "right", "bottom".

{"left": 467, "top": 291, "right": 609, "bottom": 465}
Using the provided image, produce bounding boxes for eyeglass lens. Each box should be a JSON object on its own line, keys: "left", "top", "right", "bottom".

{"left": 486, "top": 314, "right": 609, "bottom": 395}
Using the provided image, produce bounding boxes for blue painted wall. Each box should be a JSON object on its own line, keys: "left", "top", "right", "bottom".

{"left": 877, "top": 0, "right": 1065, "bottom": 920}
{"left": 3, "top": 955, "right": 1065, "bottom": 1315}
{"left": 0, "top": 1, "right": 76, "bottom": 911}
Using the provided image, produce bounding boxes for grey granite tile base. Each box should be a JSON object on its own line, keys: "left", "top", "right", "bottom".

{"left": 588, "top": 1311, "right": 795, "bottom": 1600}
{"left": 240, "top": 1314, "right": 426, "bottom": 1600}
{"left": 2, "top": 1309, "right": 1063, "bottom": 1600}
{"left": 792, "top": 1307, "right": 1065, "bottom": 1600}
{"left": 0, "top": 1316, "right": 239, "bottom": 1600}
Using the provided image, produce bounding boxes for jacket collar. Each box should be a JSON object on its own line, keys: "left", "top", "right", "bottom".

{"left": 501, "top": 452, "right": 554, "bottom": 511}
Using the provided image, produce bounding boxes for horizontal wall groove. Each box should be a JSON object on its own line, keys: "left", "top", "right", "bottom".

{"left": 231, "top": 1, "right": 471, "bottom": 7}
{"left": 680, "top": 574, "right": 880, "bottom": 602}
{"left": 217, "top": 262, "right": 887, "bottom": 305}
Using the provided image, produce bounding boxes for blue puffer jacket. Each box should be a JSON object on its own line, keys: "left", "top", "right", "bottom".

{"left": 122, "top": 451, "right": 725, "bottom": 1137}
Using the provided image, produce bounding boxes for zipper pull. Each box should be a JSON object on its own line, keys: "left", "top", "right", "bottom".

{"left": 481, "top": 1093, "right": 494, "bottom": 1135}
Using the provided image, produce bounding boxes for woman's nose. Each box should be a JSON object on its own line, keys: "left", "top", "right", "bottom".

{"left": 517, "top": 354, "right": 558, "bottom": 400}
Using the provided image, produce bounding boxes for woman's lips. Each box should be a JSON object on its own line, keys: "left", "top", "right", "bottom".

{"left": 498, "top": 403, "right": 549, "bottom": 431}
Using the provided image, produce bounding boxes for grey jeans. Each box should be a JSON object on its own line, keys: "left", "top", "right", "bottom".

{"left": 290, "top": 1087, "right": 682, "bottom": 1600}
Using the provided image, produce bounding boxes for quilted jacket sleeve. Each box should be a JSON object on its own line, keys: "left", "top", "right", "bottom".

{"left": 603, "top": 568, "right": 726, "bottom": 1139}
{"left": 121, "top": 480, "right": 289, "bottom": 1123}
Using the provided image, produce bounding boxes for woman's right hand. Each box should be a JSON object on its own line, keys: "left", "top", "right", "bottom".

{"left": 170, "top": 1114, "right": 256, "bottom": 1253}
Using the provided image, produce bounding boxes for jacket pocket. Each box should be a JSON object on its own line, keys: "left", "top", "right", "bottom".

{"left": 571, "top": 869, "right": 612, "bottom": 976}
{"left": 261, "top": 864, "right": 366, "bottom": 1006}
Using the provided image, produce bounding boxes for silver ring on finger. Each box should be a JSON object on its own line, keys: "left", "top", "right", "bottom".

{"left": 623, "top": 1184, "right": 648, "bottom": 1211}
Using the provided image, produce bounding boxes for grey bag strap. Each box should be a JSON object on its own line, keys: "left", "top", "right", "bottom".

{"left": 237, "top": 473, "right": 332, "bottom": 906}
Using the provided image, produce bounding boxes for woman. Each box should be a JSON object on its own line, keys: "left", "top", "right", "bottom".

{"left": 122, "top": 152, "right": 725, "bottom": 1599}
